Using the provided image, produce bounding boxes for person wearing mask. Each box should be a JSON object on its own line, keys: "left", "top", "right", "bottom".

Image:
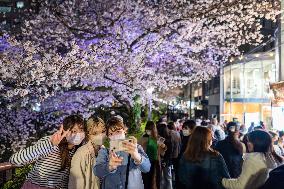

{"left": 68, "top": 116, "right": 106, "bottom": 189}
{"left": 179, "top": 126, "right": 230, "bottom": 189}
{"left": 9, "top": 115, "right": 85, "bottom": 189}
{"left": 94, "top": 117, "right": 150, "bottom": 189}
{"left": 174, "top": 120, "right": 196, "bottom": 188}
{"left": 215, "top": 122, "right": 245, "bottom": 178}
{"left": 139, "top": 121, "right": 166, "bottom": 189}
{"left": 222, "top": 130, "right": 283, "bottom": 189}
{"left": 180, "top": 120, "right": 196, "bottom": 156}
{"left": 157, "top": 123, "right": 174, "bottom": 189}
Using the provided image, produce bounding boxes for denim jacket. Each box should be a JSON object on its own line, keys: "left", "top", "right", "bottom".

{"left": 179, "top": 153, "right": 230, "bottom": 189}
{"left": 93, "top": 144, "right": 151, "bottom": 189}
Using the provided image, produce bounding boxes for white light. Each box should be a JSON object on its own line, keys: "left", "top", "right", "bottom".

{"left": 16, "top": 2, "right": 24, "bottom": 8}
{"left": 32, "top": 102, "right": 41, "bottom": 112}
{"left": 147, "top": 87, "right": 154, "bottom": 94}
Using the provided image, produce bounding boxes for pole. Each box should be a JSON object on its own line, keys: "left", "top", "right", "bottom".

{"left": 230, "top": 62, "right": 233, "bottom": 121}
{"left": 189, "top": 83, "right": 192, "bottom": 119}
{"left": 148, "top": 92, "right": 152, "bottom": 121}
{"left": 220, "top": 64, "right": 224, "bottom": 123}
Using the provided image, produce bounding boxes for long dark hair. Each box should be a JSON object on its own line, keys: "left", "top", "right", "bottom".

{"left": 157, "top": 123, "right": 170, "bottom": 139}
{"left": 145, "top": 121, "right": 158, "bottom": 140}
{"left": 184, "top": 126, "right": 218, "bottom": 162}
{"left": 226, "top": 122, "right": 244, "bottom": 154}
{"left": 248, "top": 130, "right": 283, "bottom": 164}
{"left": 59, "top": 114, "right": 84, "bottom": 170}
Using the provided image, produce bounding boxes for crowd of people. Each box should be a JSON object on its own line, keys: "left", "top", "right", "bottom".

{"left": 7, "top": 114, "right": 284, "bottom": 189}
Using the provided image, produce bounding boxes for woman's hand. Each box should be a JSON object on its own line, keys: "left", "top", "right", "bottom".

{"left": 109, "top": 151, "right": 123, "bottom": 171}
{"left": 123, "top": 136, "right": 142, "bottom": 164}
{"left": 50, "top": 124, "right": 70, "bottom": 146}
{"left": 159, "top": 143, "right": 166, "bottom": 149}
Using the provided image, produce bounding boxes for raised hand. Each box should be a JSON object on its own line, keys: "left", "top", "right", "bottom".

{"left": 50, "top": 124, "right": 70, "bottom": 146}
{"left": 109, "top": 151, "right": 123, "bottom": 171}
{"left": 122, "top": 136, "right": 142, "bottom": 164}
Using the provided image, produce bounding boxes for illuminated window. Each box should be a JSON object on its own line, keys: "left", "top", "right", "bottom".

{"left": 16, "top": 1, "right": 24, "bottom": 8}
{"left": 0, "top": 6, "right": 12, "bottom": 12}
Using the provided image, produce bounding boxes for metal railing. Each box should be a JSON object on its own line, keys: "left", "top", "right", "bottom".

{"left": 0, "top": 162, "right": 17, "bottom": 186}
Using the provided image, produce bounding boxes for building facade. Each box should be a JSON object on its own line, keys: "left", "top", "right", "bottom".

{"left": 221, "top": 52, "right": 276, "bottom": 128}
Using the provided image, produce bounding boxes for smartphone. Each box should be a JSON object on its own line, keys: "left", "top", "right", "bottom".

{"left": 109, "top": 138, "right": 134, "bottom": 153}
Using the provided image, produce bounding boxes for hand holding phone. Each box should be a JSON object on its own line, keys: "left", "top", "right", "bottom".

{"left": 122, "top": 138, "right": 141, "bottom": 164}
{"left": 109, "top": 151, "right": 123, "bottom": 171}
{"left": 109, "top": 138, "right": 133, "bottom": 152}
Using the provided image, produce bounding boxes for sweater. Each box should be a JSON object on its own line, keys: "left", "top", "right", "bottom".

{"left": 9, "top": 136, "right": 75, "bottom": 189}
{"left": 222, "top": 153, "right": 277, "bottom": 189}
{"left": 68, "top": 142, "right": 100, "bottom": 189}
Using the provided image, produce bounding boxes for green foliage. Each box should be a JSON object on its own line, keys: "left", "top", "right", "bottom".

{"left": 2, "top": 165, "right": 32, "bottom": 189}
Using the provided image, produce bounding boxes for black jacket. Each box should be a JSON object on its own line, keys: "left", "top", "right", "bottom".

{"left": 215, "top": 138, "right": 243, "bottom": 178}
{"left": 259, "top": 164, "right": 284, "bottom": 189}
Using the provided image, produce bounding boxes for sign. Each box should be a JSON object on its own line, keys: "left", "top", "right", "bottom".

{"left": 270, "top": 81, "right": 284, "bottom": 105}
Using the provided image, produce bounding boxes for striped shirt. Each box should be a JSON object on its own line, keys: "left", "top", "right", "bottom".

{"left": 9, "top": 136, "right": 75, "bottom": 189}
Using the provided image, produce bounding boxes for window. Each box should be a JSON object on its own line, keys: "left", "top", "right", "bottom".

{"left": 0, "top": 6, "right": 11, "bottom": 12}
{"left": 16, "top": 1, "right": 24, "bottom": 8}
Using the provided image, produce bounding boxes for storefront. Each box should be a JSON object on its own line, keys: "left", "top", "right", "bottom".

{"left": 221, "top": 52, "right": 276, "bottom": 128}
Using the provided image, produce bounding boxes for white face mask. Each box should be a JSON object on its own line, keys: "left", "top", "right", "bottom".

{"left": 91, "top": 133, "right": 106, "bottom": 145}
{"left": 109, "top": 133, "right": 126, "bottom": 141}
{"left": 146, "top": 130, "right": 152, "bottom": 136}
{"left": 66, "top": 133, "right": 85, "bottom": 145}
{"left": 182, "top": 129, "right": 190, "bottom": 136}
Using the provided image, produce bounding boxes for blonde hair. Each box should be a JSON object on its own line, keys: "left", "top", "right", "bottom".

{"left": 86, "top": 116, "right": 106, "bottom": 138}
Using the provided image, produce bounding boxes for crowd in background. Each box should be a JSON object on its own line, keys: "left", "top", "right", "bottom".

{"left": 7, "top": 113, "right": 284, "bottom": 189}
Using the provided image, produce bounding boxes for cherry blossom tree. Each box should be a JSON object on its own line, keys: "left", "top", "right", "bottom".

{"left": 0, "top": 0, "right": 280, "bottom": 157}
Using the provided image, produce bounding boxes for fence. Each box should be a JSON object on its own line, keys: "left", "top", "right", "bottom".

{"left": 0, "top": 162, "right": 17, "bottom": 187}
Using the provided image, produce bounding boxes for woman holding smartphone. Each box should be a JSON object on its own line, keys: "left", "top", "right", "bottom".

{"left": 139, "top": 121, "right": 167, "bottom": 189}
{"left": 93, "top": 116, "right": 150, "bottom": 189}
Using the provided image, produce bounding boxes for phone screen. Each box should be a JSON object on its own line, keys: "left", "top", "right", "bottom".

{"left": 158, "top": 137, "right": 165, "bottom": 143}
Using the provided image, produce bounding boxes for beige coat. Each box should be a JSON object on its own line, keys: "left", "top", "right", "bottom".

{"left": 68, "top": 142, "right": 100, "bottom": 189}
{"left": 222, "top": 153, "right": 277, "bottom": 189}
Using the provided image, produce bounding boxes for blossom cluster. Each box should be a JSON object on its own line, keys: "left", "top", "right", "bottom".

{"left": 0, "top": 0, "right": 279, "bottom": 157}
